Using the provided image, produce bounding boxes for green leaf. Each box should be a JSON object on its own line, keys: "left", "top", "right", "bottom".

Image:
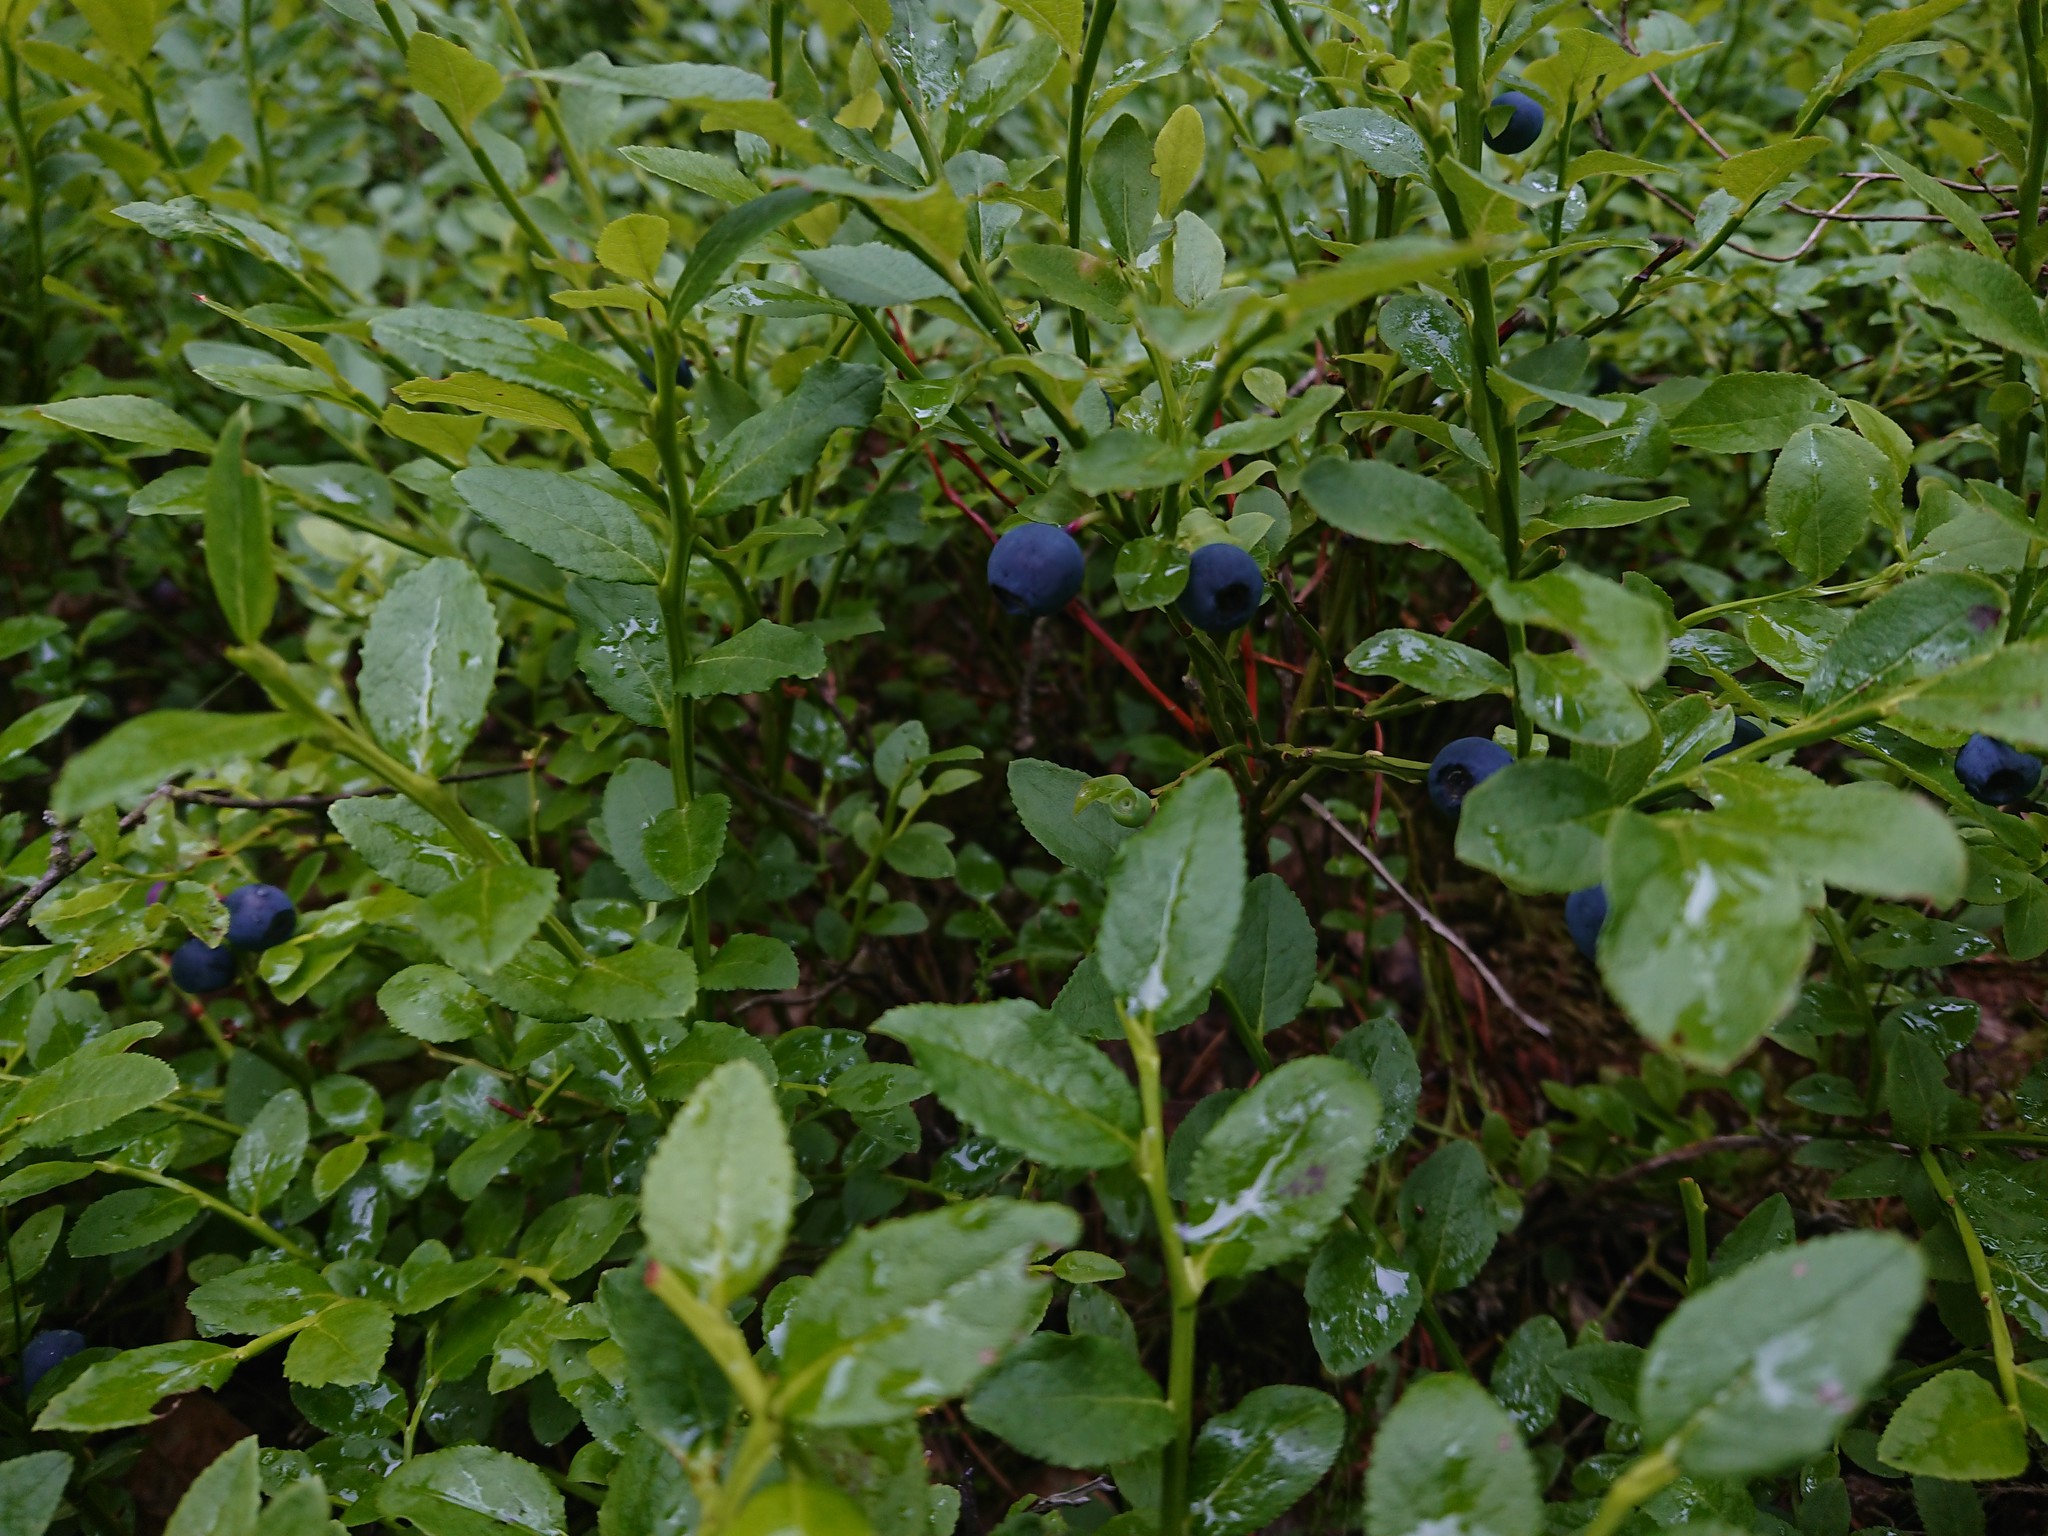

{"left": 1305, "top": 1229, "right": 1420, "bottom": 1375}
{"left": 451, "top": 468, "right": 663, "bottom": 584}
{"left": 1492, "top": 1317, "right": 1568, "bottom": 1435}
{"left": 378, "top": 1447, "right": 567, "bottom": 1536}
{"left": 673, "top": 186, "right": 823, "bottom": 317}
{"left": 566, "top": 943, "right": 699, "bottom": 1022}
{"left": 1805, "top": 572, "right": 2006, "bottom": 711}
{"left": 678, "top": 620, "right": 826, "bottom": 698}
{"left": 1667, "top": 373, "right": 1842, "bottom": 454}
{"left": 1455, "top": 758, "right": 1612, "bottom": 894}
{"left": 1706, "top": 136, "right": 1829, "bottom": 203}
{"left": 378, "top": 964, "right": 487, "bottom": 1043}
{"left": 779, "top": 1198, "right": 1079, "bottom": 1427}
{"left": 798, "top": 243, "right": 954, "bottom": 306}
{"left": 598, "top": 1269, "right": 733, "bottom": 1458}
{"left": 1068, "top": 429, "right": 1201, "bottom": 495}
{"left": 417, "top": 864, "right": 559, "bottom": 975}
{"left": 70, "top": 1187, "right": 199, "bottom": 1255}
{"left": 1895, "top": 638, "right": 2048, "bottom": 749}
{"left": 993, "top": 0, "right": 1080, "bottom": 54}
{"left": 1345, "top": 630, "right": 1509, "bottom": 700}
{"left": 189, "top": 1262, "right": 333, "bottom": 1335}
{"left": 1097, "top": 769, "right": 1244, "bottom": 1021}
{"left": 565, "top": 578, "right": 669, "bottom": 728}
{"left": 1398, "top": 1140, "right": 1497, "bottom": 1293}
{"left": 1699, "top": 769, "right": 1965, "bottom": 904}
{"left": 202, "top": 413, "right": 274, "bottom": 647}
{"left": 727, "top": 1482, "right": 867, "bottom": 1536}
{"left": 285, "top": 1298, "right": 395, "bottom": 1388}
{"left": 874, "top": 999, "right": 1139, "bottom": 1168}
{"left": 1187, "top": 1385, "right": 1344, "bottom": 1536}
{"left": 604, "top": 758, "right": 680, "bottom": 902}
{"left": 1007, "top": 243, "right": 1132, "bottom": 324}
{"left": 1297, "top": 108, "right": 1428, "bottom": 177}
{"left": 358, "top": 557, "right": 497, "bottom": 775}
{"left": 695, "top": 360, "right": 885, "bottom": 517}
{"left": 0, "top": 1451, "right": 70, "bottom": 1536}
{"left": 1364, "top": 1373, "right": 1539, "bottom": 1536}
{"left": 8, "top": 1050, "right": 176, "bottom": 1147}
{"left": 228, "top": 1089, "right": 308, "bottom": 1213}
{"left": 1089, "top": 114, "right": 1160, "bottom": 264}
{"left": 1765, "top": 425, "right": 1897, "bottom": 581}
{"left": 371, "top": 307, "right": 644, "bottom": 412}
{"left": 1377, "top": 294, "right": 1470, "bottom": 390}
{"left": 35, "top": 394, "right": 212, "bottom": 455}
{"left": 1217, "top": 874, "right": 1317, "bottom": 1037}
{"left": 642, "top": 1061, "right": 793, "bottom": 1306}
{"left": 1600, "top": 811, "right": 1810, "bottom": 1069}
{"left": 595, "top": 213, "right": 668, "bottom": 284}
{"left": 0, "top": 695, "right": 85, "bottom": 770}
{"left": 965, "top": 1333, "right": 1173, "bottom": 1467}
{"left": 1331, "top": 1018, "right": 1420, "bottom": 1159}
{"left": 165, "top": 1438, "right": 258, "bottom": 1536}
{"left": 1491, "top": 565, "right": 1670, "bottom": 687}
{"left": 619, "top": 145, "right": 759, "bottom": 206}
{"left": 406, "top": 32, "right": 503, "bottom": 131}
{"left": 701, "top": 934, "right": 801, "bottom": 991}
{"left": 1640, "top": 1231, "right": 1926, "bottom": 1476}
{"left": 1514, "top": 650, "right": 1653, "bottom": 746}
{"left": 1154, "top": 103, "right": 1206, "bottom": 216}
{"left": 1300, "top": 458, "right": 1506, "bottom": 584}
{"left": 1183, "top": 1056, "right": 1380, "bottom": 1276}
{"left": 35, "top": 1342, "right": 237, "bottom": 1432}
{"left": 1903, "top": 243, "right": 2048, "bottom": 360}
{"left": 328, "top": 795, "right": 498, "bottom": 896}
{"left": 644, "top": 794, "right": 730, "bottom": 897}
{"left": 1007, "top": 759, "right": 1136, "bottom": 877}
{"left": 49, "top": 708, "right": 300, "bottom": 819}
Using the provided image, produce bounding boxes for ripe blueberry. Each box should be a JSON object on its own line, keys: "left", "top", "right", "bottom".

{"left": 224, "top": 884, "right": 296, "bottom": 951}
{"left": 1427, "top": 736, "right": 1513, "bottom": 817}
{"left": 1703, "top": 716, "right": 1765, "bottom": 762}
{"left": 1484, "top": 91, "right": 1544, "bottom": 154}
{"left": 1177, "top": 543, "right": 1264, "bottom": 634}
{"left": 170, "top": 939, "right": 236, "bottom": 992}
{"left": 1955, "top": 734, "right": 2042, "bottom": 807}
{"left": 1566, "top": 885, "right": 1608, "bottom": 961}
{"left": 988, "top": 523, "right": 1086, "bottom": 617}
{"left": 22, "top": 1329, "right": 84, "bottom": 1389}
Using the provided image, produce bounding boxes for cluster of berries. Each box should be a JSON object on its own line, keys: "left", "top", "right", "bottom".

{"left": 986, "top": 524, "right": 1264, "bottom": 633}
{"left": 1422, "top": 723, "right": 2043, "bottom": 967}
{"left": 168, "top": 885, "right": 296, "bottom": 993}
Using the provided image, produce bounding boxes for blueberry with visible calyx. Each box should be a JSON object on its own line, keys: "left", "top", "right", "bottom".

{"left": 1484, "top": 91, "right": 1544, "bottom": 154}
{"left": 21, "top": 1330, "right": 84, "bottom": 1390}
{"left": 988, "top": 523, "right": 1086, "bottom": 617}
{"left": 1703, "top": 717, "right": 1765, "bottom": 762}
{"left": 224, "top": 884, "right": 296, "bottom": 951}
{"left": 1427, "top": 736, "right": 1513, "bottom": 817}
{"left": 170, "top": 939, "right": 235, "bottom": 992}
{"left": 1177, "top": 543, "right": 1264, "bottom": 633}
{"left": 1566, "top": 885, "right": 1607, "bottom": 961}
{"left": 1955, "top": 733, "right": 2042, "bottom": 806}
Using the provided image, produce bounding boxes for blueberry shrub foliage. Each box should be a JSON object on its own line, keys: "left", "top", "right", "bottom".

{"left": 5, "top": 0, "right": 2048, "bottom": 1531}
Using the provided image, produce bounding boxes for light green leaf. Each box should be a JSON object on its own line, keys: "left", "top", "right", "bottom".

{"left": 596, "top": 213, "right": 668, "bottom": 283}
{"left": 9, "top": 1050, "right": 176, "bottom": 1147}
{"left": 1765, "top": 425, "right": 1896, "bottom": 581}
{"left": 993, "top": 0, "right": 1080, "bottom": 54}
{"left": 1514, "top": 650, "right": 1653, "bottom": 746}
{"left": 1068, "top": 429, "right": 1201, "bottom": 495}
{"left": 874, "top": 999, "right": 1139, "bottom": 1168}
{"left": 1641, "top": 1231, "right": 1925, "bottom": 1476}
{"left": 35, "top": 1343, "right": 237, "bottom": 1432}
{"left": 406, "top": 32, "right": 504, "bottom": 131}
{"left": 371, "top": 307, "right": 644, "bottom": 412}
{"left": 1707, "top": 136, "right": 1829, "bottom": 204}
{"left": 604, "top": 758, "right": 679, "bottom": 902}
{"left": 0, "top": 696, "right": 85, "bottom": 769}
{"left": 1903, "top": 242, "right": 2048, "bottom": 359}
{"left": 566, "top": 943, "right": 699, "bottom": 1022}
{"left": 285, "top": 1298, "right": 394, "bottom": 1388}
{"left": 165, "top": 1438, "right": 258, "bottom": 1536}
{"left": 359, "top": 557, "right": 498, "bottom": 775}
{"left": 1090, "top": 114, "right": 1160, "bottom": 264}
{"left": 1154, "top": 103, "right": 1206, "bottom": 215}
{"left": 677, "top": 620, "right": 826, "bottom": 698}
{"left": 965, "top": 1333, "right": 1173, "bottom": 1467}
{"left": 645, "top": 794, "right": 731, "bottom": 897}
{"left": 1345, "top": 632, "right": 1509, "bottom": 700}
{"left": 451, "top": 468, "right": 664, "bottom": 584}
{"left": 35, "top": 394, "right": 212, "bottom": 455}
{"left": 1455, "top": 758, "right": 1613, "bottom": 894}
{"left": 1097, "top": 769, "right": 1244, "bottom": 1020}
{"left": 1805, "top": 571, "right": 2006, "bottom": 711}
{"left": 1490, "top": 565, "right": 1670, "bottom": 687}
{"left": 1007, "top": 758, "right": 1136, "bottom": 877}
{"left": 700, "top": 934, "right": 801, "bottom": 991}
{"left": 1399, "top": 1140, "right": 1497, "bottom": 1293}
{"left": 227, "top": 1089, "right": 308, "bottom": 1213}
{"left": 379, "top": 1446, "right": 567, "bottom": 1536}
{"left": 1897, "top": 638, "right": 2048, "bottom": 748}
{"left": 1363, "top": 1373, "right": 1539, "bottom": 1536}
{"left": 642, "top": 1061, "right": 793, "bottom": 1306}
{"left": 1300, "top": 458, "right": 1506, "bottom": 585}
{"left": 203, "top": 412, "right": 274, "bottom": 647}
{"left": 1297, "top": 108, "right": 1428, "bottom": 178}
{"left": 417, "top": 864, "right": 559, "bottom": 975}
{"left": 1667, "top": 373, "right": 1843, "bottom": 454}
{"left": 797, "top": 244, "right": 953, "bottom": 307}
{"left": 0, "top": 1450, "right": 73, "bottom": 1536}
{"left": 694, "top": 360, "right": 885, "bottom": 517}
{"left": 1217, "top": 873, "right": 1317, "bottom": 1037}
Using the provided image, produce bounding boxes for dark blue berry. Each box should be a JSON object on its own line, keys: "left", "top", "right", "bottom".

{"left": 1566, "top": 885, "right": 1608, "bottom": 962}
{"left": 22, "top": 1330, "right": 84, "bottom": 1390}
{"left": 639, "top": 355, "right": 693, "bottom": 391}
{"left": 170, "top": 939, "right": 236, "bottom": 992}
{"left": 1427, "top": 736, "right": 1513, "bottom": 817}
{"left": 988, "top": 523, "right": 1086, "bottom": 617}
{"left": 1955, "top": 734, "right": 2042, "bottom": 807}
{"left": 1703, "top": 716, "right": 1765, "bottom": 762}
{"left": 1484, "top": 91, "right": 1544, "bottom": 154}
{"left": 224, "top": 884, "right": 296, "bottom": 951}
{"left": 1177, "top": 543, "right": 1264, "bottom": 633}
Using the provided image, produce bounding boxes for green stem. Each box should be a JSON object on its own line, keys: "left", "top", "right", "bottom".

{"left": 1581, "top": 1451, "right": 1679, "bottom": 1536}
{"left": 1679, "top": 1177, "right": 1709, "bottom": 1292}
{"left": 92, "top": 1161, "right": 317, "bottom": 1263}
{"left": 1121, "top": 1007, "right": 1201, "bottom": 1536}
{"left": 1065, "top": 0, "right": 1119, "bottom": 363}
{"left": 239, "top": 0, "right": 274, "bottom": 199}
{"left": 491, "top": 0, "right": 605, "bottom": 224}
{"left": 1919, "top": 1149, "right": 2022, "bottom": 1415}
{"left": 2, "top": 39, "right": 47, "bottom": 397}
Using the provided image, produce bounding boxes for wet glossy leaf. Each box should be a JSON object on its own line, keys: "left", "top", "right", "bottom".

{"left": 966, "top": 1332, "right": 1173, "bottom": 1467}
{"left": 359, "top": 558, "right": 498, "bottom": 775}
{"left": 642, "top": 1061, "right": 793, "bottom": 1306}
{"left": 1097, "top": 769, "right": 1244, "bottom": 1021}
{"left": 1186, "top": 1385, "right": 1344, "bottom": 1536}
{"left": 1364, "top": 1373, "right": 1538, "bottom": 1536}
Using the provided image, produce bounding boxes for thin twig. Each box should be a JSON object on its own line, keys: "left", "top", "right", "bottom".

{"left": 1302, "top": 794, "right": 1551, "bottom": 1037}
{"left": 0, "top": 786, "right": 172, "bottom": 932}
{"left": 169, "top": 760, "right": 532, "bottom": 812}
{"left": 1581, "top": 1133, "right": 1801, "bottom": 1195}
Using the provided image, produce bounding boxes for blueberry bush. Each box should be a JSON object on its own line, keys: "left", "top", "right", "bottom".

{"left": 1, "top": 0, "right": 2046, "bottom": 1532}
